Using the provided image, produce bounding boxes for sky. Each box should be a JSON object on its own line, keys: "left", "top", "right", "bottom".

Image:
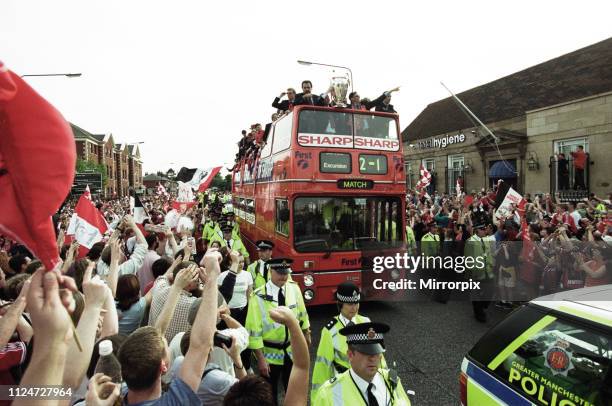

{"left": 2, "top": 0, "right": 611, "bottom": 174}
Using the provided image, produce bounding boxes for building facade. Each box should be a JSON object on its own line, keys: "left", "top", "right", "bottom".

{"left": 127, "top": 145, "right": 143, "bottom": 192}
{"left": 114, "top": 144, "right": 130, "bottom": 197}
{"left": 142, "top": 174, "right": 170, "bottom": 195}
{"left": 71, "top": 123, "right": 143, "bottom": 198}
{"left": 402, "top": 37, "right": 612, "bottom": 200}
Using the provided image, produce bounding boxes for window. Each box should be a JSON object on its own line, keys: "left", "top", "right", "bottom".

{"left": 447, "top": 155, "right": 464, "bottom": 195}
{"left": 405, "top": 161, "right": 414, "bottom": 188}
{"left": 359, "top": 154, "right": 387, "bottom": 174}
{"left": 272, "top": 113, "right": 293, "bottom": 154}
{"left": 553, "top": 137, "right": 590, "bottom": 191}
{"left": 422, "top": 158, "right": 435, "bottom": 172}
{"left": 554, "top": 137, "right": 589, "bottom": 154}
{"left": 320, "top": 152, "right": 351, "bottom": 174}
{"left": 293, "top": 196, "right": 402, "bottom": 253}
{"left": 354, "top": 113, "right": 398, "bottom": 141}
{"left": 260, "top": 134, "right": 273, "bottom": 158}
{"left": 486, "top": 309, "right": 612, "bottom": 406}
{"left": 243, "top": 199, "right": 255, "bottom": 224}
{"left": 275, "top": 199, "right": 289, "bottom": 236}
{"left": 298, "top": 110, "right": 352, "bottom": 136}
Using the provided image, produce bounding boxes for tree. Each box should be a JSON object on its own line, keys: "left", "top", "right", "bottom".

{"left": 211, "top": 173, "right": 231, "bottom": 191}
{"left": 76, "top": 159, "right": 108, "bottom": 186}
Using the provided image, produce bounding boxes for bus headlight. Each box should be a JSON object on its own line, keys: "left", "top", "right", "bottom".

{"left": 303, "top": 274, "right": 314, "bottom": 287}
{"left": 303, "top": 289, "right": 315, "bottom": 301}
{"left": 391, "top": 269, "right": 401, "bottom": 280}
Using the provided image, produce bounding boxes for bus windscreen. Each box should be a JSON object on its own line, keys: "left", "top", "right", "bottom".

{"left": 293, "top": 196, "right": 403, "bottom": 253}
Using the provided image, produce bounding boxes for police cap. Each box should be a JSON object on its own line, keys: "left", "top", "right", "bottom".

{"left": 255, "top": 240, "right": 274, "bottom": 250}
{"left": 266, "top": 258, "right": 293, "bottom": 275}
{"left": 340, "top": 321, "right": 390, "bottom": 355}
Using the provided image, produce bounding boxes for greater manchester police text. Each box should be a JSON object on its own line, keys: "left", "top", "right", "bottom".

{"left": 372, "top": 254, "right": 486, "bottom": 274}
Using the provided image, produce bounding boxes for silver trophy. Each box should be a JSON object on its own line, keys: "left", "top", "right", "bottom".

{"left": 330, "top": 76, "right": 350, "bottom": 107}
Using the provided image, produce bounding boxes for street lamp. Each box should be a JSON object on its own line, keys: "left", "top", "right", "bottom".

{"left": 297, "top": 60, "right": 354, "bottom": 91}
{"left": 21, "top": 73, "right": 82, "bottom": 78}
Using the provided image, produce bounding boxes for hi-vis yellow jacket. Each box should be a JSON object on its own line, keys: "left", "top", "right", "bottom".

{"left": 314, "top": 368, "right": 411, "bottom": 406}
{"left": 245, "top": 281, "right": 309, "bottom": 365}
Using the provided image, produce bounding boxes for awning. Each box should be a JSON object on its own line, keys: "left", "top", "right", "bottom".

{"left": 488, "top": 160, "right": 517, "bottom": 178}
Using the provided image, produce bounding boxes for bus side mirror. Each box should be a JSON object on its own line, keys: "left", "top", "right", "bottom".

{"left": 279, "top": 208, "right": 290, "bottom": 222}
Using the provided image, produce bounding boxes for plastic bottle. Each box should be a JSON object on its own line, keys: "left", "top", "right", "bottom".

{"left": 94, "top": 340, "right": 122, "bottom": 398}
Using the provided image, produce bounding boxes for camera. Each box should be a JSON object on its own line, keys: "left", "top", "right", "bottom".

{"left": 213, "top": 332, "right": 232, "bottom": 348}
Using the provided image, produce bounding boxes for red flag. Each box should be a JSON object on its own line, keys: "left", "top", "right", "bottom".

{"left": 83, "top": 184, "right": 92, "bottom": 200}
{"left": 0, "top": 62, "right": 76, "bottom": 270}
{"left": 415, "top": 164, "right": 431, "bottom": 190}
{"left": 516, "top": 198, "right": 529, "bottom": 240}
{"left": 66, "top": 191, "right": 109, "bottom": 249}
{"left": 157, "top": 182, "right": 169, "bottom": 198}
{"left": 175, "top": 166, "right": 222, "bottom": 193}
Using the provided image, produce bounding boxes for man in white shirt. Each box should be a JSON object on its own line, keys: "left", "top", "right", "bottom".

{"left": 97, "top": 215, "right": 148, "bottom": 278}
{"left": 568, "top": 202, "right": 582, "bottom": 229}
{"left": 136, "top": 233, "right": 161, "bottom": 294}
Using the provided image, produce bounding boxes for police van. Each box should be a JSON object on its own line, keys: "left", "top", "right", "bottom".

{"left": 460, "top": 285, "right": 612, "bottom": 406}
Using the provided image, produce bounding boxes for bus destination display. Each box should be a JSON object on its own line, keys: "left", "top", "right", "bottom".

{"left": 320, "top": 152, "right": 351, "bottom": 173}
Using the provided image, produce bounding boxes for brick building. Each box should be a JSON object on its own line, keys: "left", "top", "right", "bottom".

{"left": 402, "top": 37, "right": 612, "bottom": 200}
{"left": 114, "top": 144, "right": 130, "bottom": 197}
{"left": 71, "top": 123, "right": 143, "bottom": 198}
{"left": 127, "top": 144, "right": 143, "bottom": 193}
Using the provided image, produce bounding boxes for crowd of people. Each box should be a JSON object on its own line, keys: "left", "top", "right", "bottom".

{"left": 0, "top": 189, "right": 414, "bottom": 405}
{"left": 404, "top": 185, "right": 612, "bottom": 322}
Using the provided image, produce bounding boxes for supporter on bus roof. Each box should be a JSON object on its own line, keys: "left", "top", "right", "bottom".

{"left": 348, "top": 87, "right": 400, "bottom": 112}
{"left": 263, "top": 113, "right": 278, "bottom": 145}
{"left": 294, "top": 80, "right": 328, "bottom": 106}
{"left": 272, "top": 88, "right": 296, "bottom": 112}
{"left": 347, "top": 91, "right": 378, "bottom": 111}
{"left": 374, "top": 87, "right": 399, "bottom": 113}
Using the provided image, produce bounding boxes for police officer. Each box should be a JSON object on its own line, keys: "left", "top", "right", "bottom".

{"left": 314, "top": 322, "right": 411, "bottom": 405}
{"left": 211, "top": 223, "right": 250, "bottom": 263}
{"left": 420, "top": 221, "right": 440, "bottom": 257}
{"left": 464, "top": 222, "right": 494, "bottom": 322}
{"left": 247, "top": 240, "right": 274, "bottom": 290}
{"left": 202, "top": 210, "right": 222, "bottom": 242}
{"left": 225, "top": 210, "right": 241, "bottom": 240}
{"left": 311, "top": 281, "right": 382, "bottom": 401}
{"left": 405, "top": 216, "right": 416, "bottom": 256}
{"left": 245, "top": 258, "right": 310, "bottom": 403}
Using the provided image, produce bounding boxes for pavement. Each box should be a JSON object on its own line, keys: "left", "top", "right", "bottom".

{"left": 307, "top": 296, "right": 509, "bottom": 406}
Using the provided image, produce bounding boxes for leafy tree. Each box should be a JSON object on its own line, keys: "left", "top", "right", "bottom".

{"left": 76, "top": 159, "right": 108, "bottom": 186}
{"left": 211, "top": 173, "right": 232, "bottom": 191}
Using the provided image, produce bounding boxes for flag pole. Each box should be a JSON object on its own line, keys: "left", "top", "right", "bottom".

{"left": 440, "top": 82, "right": 499, "bottom": 143}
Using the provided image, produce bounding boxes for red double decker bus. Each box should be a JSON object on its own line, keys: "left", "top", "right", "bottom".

{"left": 232, "top": 105, "right": 407, "bottom": 305}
